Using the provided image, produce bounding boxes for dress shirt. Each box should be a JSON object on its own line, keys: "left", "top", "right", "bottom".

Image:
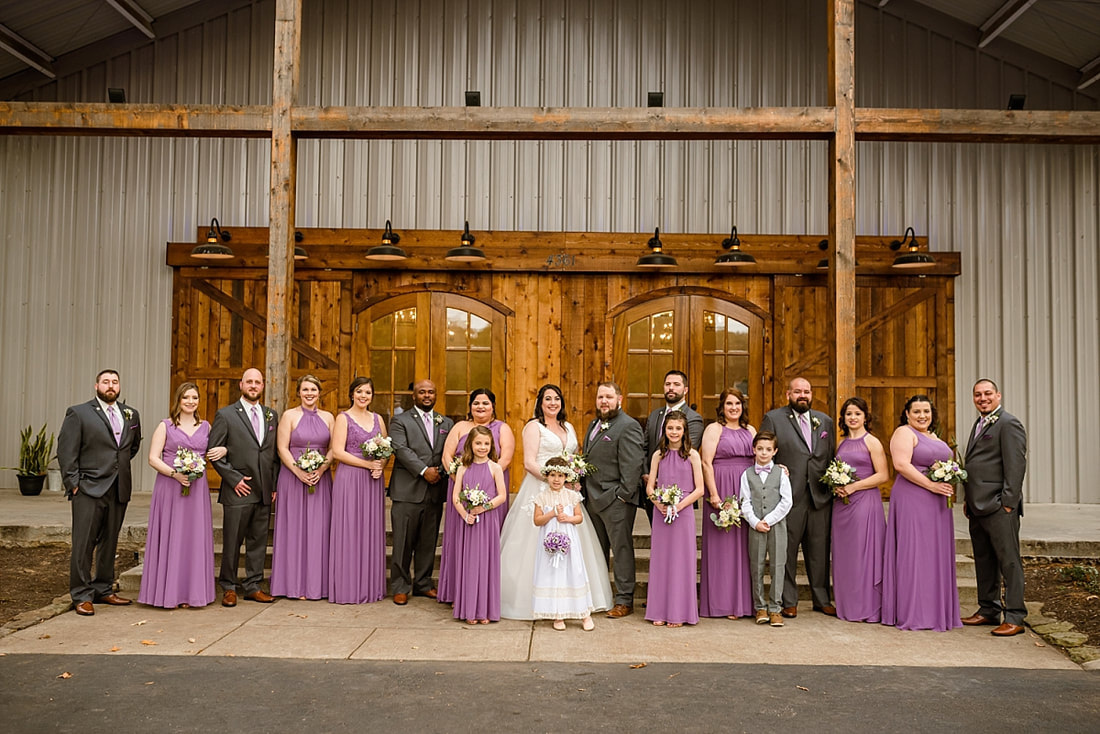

{"left": 738, "top": 465, "right": 793, "bottom": 529}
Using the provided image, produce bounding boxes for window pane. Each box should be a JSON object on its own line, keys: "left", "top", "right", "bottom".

{"left": 700, "top": 397, "right": 718, "bottom": 425}
{"left": 727, "top": 355, "right": 750, "bottom": 395}
{"left": 702, "top": 354, "right": 720, "bottom": 396}
{"left": 626, "top": 354, "right": 648, "bottom": 397}
{"left": 394, "top": 308, "right": 417, "bottom": 347}
{"left": 445, "top": 394, "right": 468, "bottom": 421}
{"left": 628, "top": 318, "right": 649, "bottom": 351}
{"left": 373, "top": 394, "right": 392, "bottom": 420}
{"left": 653, "top": 353, "right": 673, "bottom": 391}
{"left": 652, "top": 311, "right": 674, "bottom": 351}
{"left": 702, "top": 312, "right": 722, "bottom": 352}
{"left": 370, "top": 350, "right": 392, "bottom": 392}
{"left": 394, "top": 350, "right": 415, "bottom": 393}
{"left": 469, "top": 313, "right": 491, "bottom": 349}
{"left": 446, "top": 308, "right": 467, "bottom": 348}
{"left": 727, "top": 319, "right": 749, "bottom": 352}
{"left": 446, "top": 350, "right": 467, "bottom": 391}
{"left": 470, "top": 351, "right": 492, "bottom": 389}
{"left": 371, "top": 313, "right": 393, "bottom": 349}
{"left": 624, "top": 396, "right": 647, "bottom": 421}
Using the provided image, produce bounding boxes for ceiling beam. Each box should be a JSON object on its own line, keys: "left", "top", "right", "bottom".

{"left": 0, "top": 102, "right": 271, "bottom": 136}
{"left": 1079, "top": 54, "right": 1100, "bottom": 92}
{"left": 855, "top": 108, "right": 1100, "bottom": 143}
{"left": 979, "top": 0, "right": 1038, "bottom": 49}
{"left": 0, "top": 23, "right": 55, "bottom": 79}
{"left": 105, "top": 0, "right": 156, "bottom": 39}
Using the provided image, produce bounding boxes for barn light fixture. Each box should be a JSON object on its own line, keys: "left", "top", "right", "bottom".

{"left": 445, "top": 221, "right": 487, "bottom": 262}
{"left": 365, "top": 220, "right": 407, "bottom": 261}
{"left": 293, "top": 231, "right": 308, "bottom": 261}
{"left": 890, "top": 227, "right": 935, "bottom": 268}
{"left": 191, "top": 218, "right": 234, "bottom": 259}
{"left": 714, "top": 226, "right": 755, "bottom": 266}
{"left": 636, "top": 228, "right": 677, "bottom": 268}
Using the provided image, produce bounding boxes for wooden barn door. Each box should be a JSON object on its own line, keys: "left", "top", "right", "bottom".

{"left": 353, "top": 292, "right": 507, "bottom": 424}
{"left": 611, "top": 294, "right": 764, "bottom": 429}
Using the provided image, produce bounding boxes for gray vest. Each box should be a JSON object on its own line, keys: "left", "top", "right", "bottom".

{"left": 744, "top": 466, "right": 783, "bottom": 518}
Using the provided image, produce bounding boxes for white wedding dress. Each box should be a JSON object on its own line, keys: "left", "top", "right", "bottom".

{"left": 499, "top": 421, "right": 613, "bottom": 619}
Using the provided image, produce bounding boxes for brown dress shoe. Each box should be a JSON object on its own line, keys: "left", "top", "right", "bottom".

{"left": 815, "top": 605, "right": 837, "bottom": 617}
{"left": 413, "top": 588, "right": 438, "bottom": 599}
{"left": 221, "top": 590, "right": 238, "bottom": 607}
{"left": 606, "top": 604, "right": 633, "bottom": 618}
{"left": 991, "top": 623, "right": 1025, "bottom": 637}
{"left": 244, "top": 590, "right": 275, "bottom": 603}
{"left": 780, "top": 606, "right": 798, "bottom": 618}
{"left": 393, "top": 593, "right": 409, "bottom": 606}
{"left": 961, "top": 613, "right": 999, "bottom": 626}
{"left": 95, "top": 593, "right": 132, "bottom": 606}
{"left": 74, "top": 601, "right": 95, "bottom": 616}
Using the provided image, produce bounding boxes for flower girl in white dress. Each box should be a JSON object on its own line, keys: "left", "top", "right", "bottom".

{"left": 531, "top": 457, "right": 595, "bottom": 631}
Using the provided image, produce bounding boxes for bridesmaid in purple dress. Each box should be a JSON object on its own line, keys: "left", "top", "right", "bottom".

{"left": 831, "top": 397, "right": 889, "bottom": 623}
{"left": 438, "top": 388, "right": 515, "bottom": 604}
{"left": 451, "top": 426, "right": 508, "bottom": 624}
{"left": 328, "top": 377, "right": 389, "bottom": 604}
{"left": 271, "top": 375, "right": 335, "bottom": 600}
{"left": 644, "top": 412, "right": 705, "bottom": 627}
{"left": 700, "top": 388, "right": 756, "bottom": 619}
{"left": 139, "top": 383, "right": 224, "bottom": 609}
{"left": 882, "top": 395, "right": 962, "bottom": 632}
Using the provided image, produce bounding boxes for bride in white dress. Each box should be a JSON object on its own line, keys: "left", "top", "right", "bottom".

{"left": 499, "top": 385, "right": 613, "bottom": 619}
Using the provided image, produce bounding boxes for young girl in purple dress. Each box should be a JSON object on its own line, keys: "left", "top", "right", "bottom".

{"left": 451, "top": 425, "right": 508, "bottom": 625}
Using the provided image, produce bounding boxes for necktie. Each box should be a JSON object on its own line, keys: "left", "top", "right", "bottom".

{"left": 754, "top": 463, "right": 773, "bottom": 475}
{"left": 107, "top": 405, "right": 122, "bottom": 444}
{"left": 250, "top": 405, "right": 263, "bottom": 442}
{"left": 423, "top": 411, "right": 434, "bottom": 447}
{"left": 973, "top": 415, "right": 987, "bottom": 440}
{"left": 590, "top": 421, "right": 601, "bottom": 442}
{"left": 799, "top": 413, "right": 813, "bottom": 449}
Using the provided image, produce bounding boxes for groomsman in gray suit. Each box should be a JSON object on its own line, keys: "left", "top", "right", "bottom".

{"left": 388, "top": 379, "right": 454, "bottom": 605}
{"left": 58, "top": 369, "right": 143, "bottom": 616}
{"left": 582, "top": 381, "right": 645, "bottom": 618}
{"left": 641, "top": 369, "right": 704, "bottom": 489}
{"left": 209, "top": 368, "right": 280, "bottom": 607}
{"left": 760, "top": 376, "right": 836, "bottom": 618}
{"left": 961, "top": 378, "right": 1028, "bottom": 637}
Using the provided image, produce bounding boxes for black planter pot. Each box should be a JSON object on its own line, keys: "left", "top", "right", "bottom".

{"left": 17, "top": 474, "right": 47, "bottom": 496}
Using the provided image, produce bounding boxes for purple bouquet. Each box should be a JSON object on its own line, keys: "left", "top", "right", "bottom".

{"left": 543, "top": 530, "right": 571, "bottom": 568}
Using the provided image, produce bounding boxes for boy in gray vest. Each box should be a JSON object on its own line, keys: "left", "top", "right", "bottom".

{"left": 739, "top": 431, "right": 793, "bottom": 627}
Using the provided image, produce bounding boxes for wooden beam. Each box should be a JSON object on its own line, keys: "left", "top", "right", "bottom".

{"left": 105, "top": 0, "right": 156, "bottom": 39}
{"left": 0, "top": 102, "right": 271, "bottom": 137}
{"left": 828, "top": 0, "right": 857, "bottom": 414}
{"left": 1079, "top": 54, "right": 1100, "bottom": 92}
{"left": 293, "top": 105, "right": 837, "bottom": 140}
{"left": 0, "top": 23, "right": 55, "bottom": 79}
{"left": 266, "top": 0, "right": 301, "bottom": 412}
{"left": 855, "top": 108, "right": 1100, "bottom": 143}
{"left": 979, "top": 0, "right": 1038, "bottom": 49}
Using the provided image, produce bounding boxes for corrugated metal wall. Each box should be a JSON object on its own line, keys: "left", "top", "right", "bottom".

{"left": 1, "top": 0, "right": 1097, "bottom": 501}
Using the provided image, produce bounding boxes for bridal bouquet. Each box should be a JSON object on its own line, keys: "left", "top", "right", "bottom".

{"left": 461, "top": 483, "right": 493, "bottom": 524}
{"left": 543, "top": 531, "right": 571, "bottom": 568}
{"left": 173, "top": 447, "right": 205, "bottom": 497}
{"left": 560, "top": 451, "right": 597, "bottom": 479}
{"left": 360, "top": 435, "right": 394, "bottom": 461}
{"left": 652, "top": 484, "right": 683, "bottom": 524}
{"left": 926, "top": 459, "right": 967, "bottom": 509}
{"left": 295, "top": 447, "right": 326, "bottom": 494}
{"left": 821, "top": 458, "right": 858, "bottom": 505}
{"left": 709, "top": 496, "right": 742, "bottom": 531}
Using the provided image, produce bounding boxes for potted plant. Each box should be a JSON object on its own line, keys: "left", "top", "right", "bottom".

{"left": 6, "top": 424, "right": 55, "bottom": 496}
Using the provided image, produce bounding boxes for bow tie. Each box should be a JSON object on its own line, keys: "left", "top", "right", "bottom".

{"left": 754, "top": 463, "right": 773, "bottom": 475}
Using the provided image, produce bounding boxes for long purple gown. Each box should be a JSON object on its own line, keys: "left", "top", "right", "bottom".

{"left": 451, "top": 460, "right": 501, "bottom": 621}
{"left": 438, "top": 420, "right": 510, "bottom": 604}
{"left": 882, "top": 427, "right": 962, "bottom": 631}
{"left": 271, "top": 408, "right": 332, "bottom": 599}
{"left": 645, "top": 451, "right": 700, "bottom": 625}
{"left": 699, "top": 426, "right": 755, "bottom": 618}
{"left": 831, "top": 434, "right": 886, "bottom": 622}
{"left": 138, "top": 419, "right": 215, "bottom": 608}
{"left": 328, "top": 413, "right": 387, "bottom": 604}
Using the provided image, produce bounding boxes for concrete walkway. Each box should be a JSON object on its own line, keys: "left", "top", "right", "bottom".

{"left": 2, "top": 488, "right": 1098, "bottom": 669}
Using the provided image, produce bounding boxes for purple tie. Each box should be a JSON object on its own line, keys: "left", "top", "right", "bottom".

{"left": 754, "top": 463, "right": 773, "bottom": 475}
{"left": 424, "top": 411, "right": 434, "bottom": 447}
{"left": 799, "top": 413, "right": 813, "bottom": 449}
{"left": 589, "top": 422, "right": 601, "bottom": 442}
{"left": 250, "top": 406, "right": 263, "bottom": 442}
{"left": 107, "top": 405, "right": 122, "bottom": 444}
{"left": 974, "top": 415, "right": 987, "bottom": 440}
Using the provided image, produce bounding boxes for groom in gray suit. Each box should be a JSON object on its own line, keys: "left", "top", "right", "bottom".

{"left": 760, "top": 376, "right": 835, "bottom": 618}
{"left": 58, "top": 369, "right": 143, "bottom": 616}
{"left": 582, "top": 381, "right": 645, "bottom": 618}
{"left": 208, "top": 368, "right": 280, "bottom": 607}
{"left": 388, "top": 379, "right": 454, "bottom": 605}
{"left": 961, "top": 378, "right": 1028, "bottom": 636}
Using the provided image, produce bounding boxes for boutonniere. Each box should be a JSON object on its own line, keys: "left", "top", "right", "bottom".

{"left": 265, "top": 409, "right": 274, "bottom": 422}
{"left": 600, "top": 421, "right": 610, "bottom": 431}
{"left": 123, "top": 408, "right": 134, "bottom": 421}
{"left": 985, "top": 413, "right": 1000, "bottom": 427}
{"left": 434, "top": 413, "right": 444, "bottom": 425}
{"left": 811, "top": 416, "right": 821, "bottom": 430}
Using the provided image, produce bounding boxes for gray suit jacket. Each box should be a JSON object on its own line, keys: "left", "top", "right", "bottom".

{"left": 581, "top": 411, "right": 645, "bottom": 511}
{"left": 644, "top": 403, "right": 704, "bottom": 462}
{"left": 760, "top": 407, "right": 835, "bottom": 509}
{"left": 208, "top": 401, "right": 280, "bottom": 506}
{"left": 58, "top": 399, "right": 143, "bottom": 501}
{"left": 964, "top": 408, "right": 1027, "bottom": 517}
{"left": 388, "top": 409, "right": 454, "bottom": 505}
